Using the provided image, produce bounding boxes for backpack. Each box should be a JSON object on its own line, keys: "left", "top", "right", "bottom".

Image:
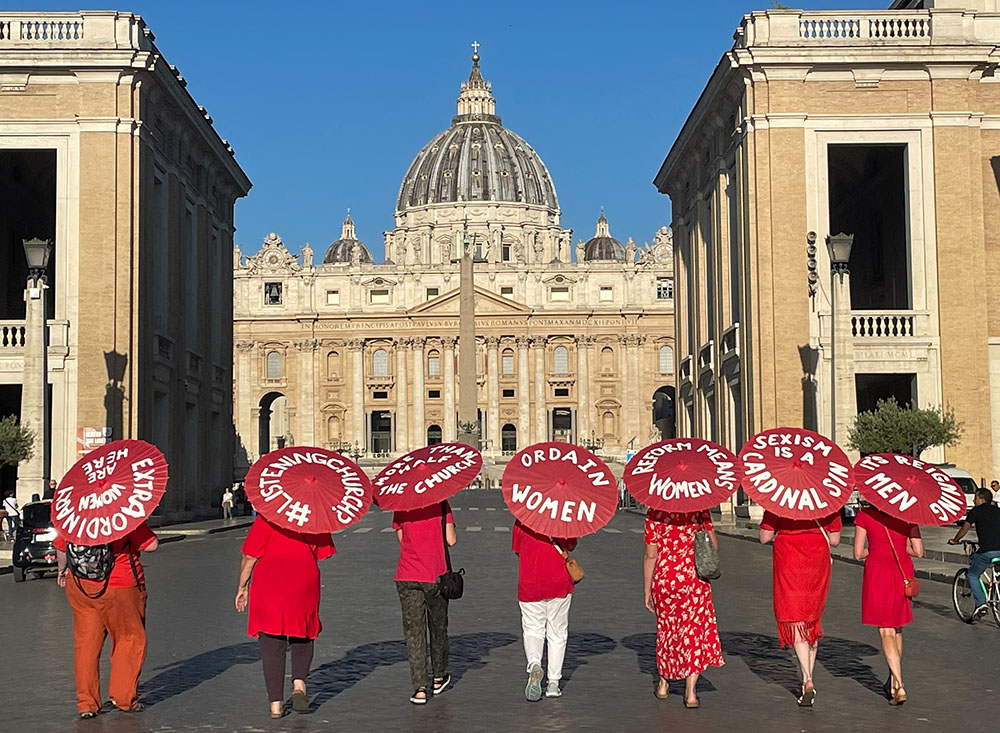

{"left": 67, "top": 542, "right": 115, "bottom": 582}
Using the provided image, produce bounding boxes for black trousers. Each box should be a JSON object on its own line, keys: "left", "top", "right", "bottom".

{"left": 258, "top": 633, "right": 314, "bottom": 703}
{"left": 396, "top": 581, "right": 449, "bottom": 689}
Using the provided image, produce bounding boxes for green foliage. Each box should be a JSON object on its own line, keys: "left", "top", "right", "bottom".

{"left": 0, "top": 415, "right": 34, "bottom": 468}
{"left": 769, "top": 1, "right": 792, "bottom": 8}
{"left": 848, "top": 398, "right": 963, "bottom": 458}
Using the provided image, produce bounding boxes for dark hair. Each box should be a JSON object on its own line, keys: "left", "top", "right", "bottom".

{"left": 977, "top": 488, "right": 994, "bottom": 504}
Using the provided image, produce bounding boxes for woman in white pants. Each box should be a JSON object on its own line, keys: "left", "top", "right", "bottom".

{"left": 512, "top": 520, "right": 578, "bottom": 701}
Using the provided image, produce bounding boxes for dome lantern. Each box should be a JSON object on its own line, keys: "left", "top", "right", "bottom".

{"left": 583, "top": 209, "right": 626, "bottom": 262}
{"left": 323, "top": 209, "right": 373, "bottom": 265}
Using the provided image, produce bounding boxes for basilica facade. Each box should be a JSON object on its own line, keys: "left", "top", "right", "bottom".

{"left": 233, "top": 52, "right": 674, "bottom": 470}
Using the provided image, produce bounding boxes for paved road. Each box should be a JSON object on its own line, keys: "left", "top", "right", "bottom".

{"left": 2, "top": 490, "right": 998, "bottom": 732}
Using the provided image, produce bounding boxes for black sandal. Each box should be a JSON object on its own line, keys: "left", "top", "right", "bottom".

{"left": 270, "top": 706, "right": 290, "bottom": 719}
{"left": 291, "top": 689, "right": 308, "bottom": 712}
{"left": 79, "top": 711, "right": 98, "bottom": 720}
{"left": 410, "top": 687, "right": 428, "bottom": 705}
{"left": 433, "top": 675, "right": 451, "bottom": 694}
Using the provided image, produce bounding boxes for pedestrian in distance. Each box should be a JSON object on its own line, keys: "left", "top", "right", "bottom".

{"left": 222, "top": 487, "right": 234, "bottom": 520}
{"left": 853, "top": 506, "right": 923, "bottom": 705}
{"left": 235, "top": 516, "right": 336, "bottom": 718}
{"left": 949, "top": 487, "right": 1000, "bottom": 617}
{"left": 393, "top": 500, "right": 456, "bottom": 704}
{"left": 990, "top": 480, "right": 999, "bottom": 494}
{"left": 759, "top": 510, "right": 841, "bottom": 707}
{"left": 644, "top": 509, "right": 724, "bottom": 708}
{"left": 54, "top": 522, "right": 159, "bottom": 719}
{"left": 511, "top": 519, "right": 577, "bottom": 701}
{"left": 45, "top": 478, "right": 57, "bottom": 500}
{"left": 3, "top": 489, "right": 20, "bottom": 537}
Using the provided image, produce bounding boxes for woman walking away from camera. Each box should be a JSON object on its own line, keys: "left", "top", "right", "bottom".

{"left": 235, "top": 516, "right": 335, "bottom": 719}
{"left": 759, "top": 510, "right": 841, "bottom": 707}
{"left": 512, "top": 519, "right": 578, "bottom": 701}
{"left": 854, "top": 506, "right": 922, "bottom": 706}
{"left": 644, "top": 509, "right": 725, "bottom": 708}
{"left": 393, "top": 500, "right": 456, "bottom": 704}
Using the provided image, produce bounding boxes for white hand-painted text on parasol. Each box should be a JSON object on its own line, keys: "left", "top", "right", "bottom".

{"left": 510, "top": 482, "right": 597, "bottom": 524}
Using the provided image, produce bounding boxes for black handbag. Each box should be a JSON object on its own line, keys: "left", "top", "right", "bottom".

{"left": 436, "top": 502, "right": 464, "bottom": 600}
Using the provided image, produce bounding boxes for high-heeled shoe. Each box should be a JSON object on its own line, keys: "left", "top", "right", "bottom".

{"left": 797, "top": 683, "right": 816, "bottom": 707}
{"left": 889, "top": 688, "right": 907, "bottom": 706}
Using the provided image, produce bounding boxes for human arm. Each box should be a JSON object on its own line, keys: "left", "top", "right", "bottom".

{"left": 827, "top": 530, "right": 841, "bottom": 547}
{"left": 396, "top": 529, "right": 403, "bottom": 544}
{"left": 56, "top": 548, "right": 68, "bottom": 587}
{"left": 759, "top": 511, "right": 776, "bottom": 544}
{"left": 949, "top": 521, "right": 972, "bottom": 545}
{"left": 235, "top": 554, "right": 257, "bottom": 612}
{"left": 445, "top": 522, "right": 457, "bottom": 547}
{"left": 643, "top": 543, "right": 658, "bottom": 613}
{"left": 853, "top": 525, "right": 868, "bottom": 561}
{"left": 702, "top": 513, "right": 719, "bottom": 550}
{"left": 907, "top": 526, "right": 924, "bottom": 558}
{"left": 759, "top": 528, "right": 775, "bottom": 544}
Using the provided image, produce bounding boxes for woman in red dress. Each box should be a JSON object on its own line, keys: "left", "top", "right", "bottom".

{"left": 643, "top": 510, "right": 724, "bottom": 708}
{"left": 853, "top": 506, "right": 923, "bottom": 706}
{"left": 235, "top": 517, "right": 335, "bottom": 718}
{"left": 759, "top": 511, "right": 841, "bottom": 707}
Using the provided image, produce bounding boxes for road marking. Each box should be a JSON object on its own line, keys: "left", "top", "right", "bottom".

{"left": 466, "top": 526, "right": 482, "bottom": 532}
{"left": 381, "top": 527, "right": 396, "bottom": 533}
{"left": 603, "top": 528, "right": 623, "bottom": 534}
{"left": 333, "top": 530, "right": 344, "bottom": 535}
{"left": 630, "top": 528, "right": 644, "bottom": 534}
{"left": 486, "top": 507, "right": 496, "bottom": 511}
{"left": 352, "top": 527, "right": 373, "bottom": 533}
{"left": 468, "top": 507, "right": 480, "bottom": 511}
{"left": 452, "top": 507, "right": 461, "bottom": 511}
{"left": 495, "top": 526, "right": 510, "bottom": 532}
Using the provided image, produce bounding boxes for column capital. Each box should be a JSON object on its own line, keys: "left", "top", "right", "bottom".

{"left": 346, "top": 338, "right": 365, "bottom": 350}
{"left": 293, "top": 339, "right": 320, "bottom": 352}
{"left": 235, "top": 340, "right": 255, "bottom": 353}
{"left": 515, "top": 335, "right": 531, "bottom": 349}
{"left": 529, "top": 335, "right": 546, "bottom": 348}
{"left": 396, "top": 338, "right": 412, "bottom": 350}
{"left": 442, "top": 336, "right": 458, "bottom": 349}
{"left": 620, "top": 334, "right": 641, "bottom": 347}
{"left": 411, "top": 336, "right": 426, "bottom": 350}
{"left": 580, "top": 335, "right": 596, "bottom": 347}
{"left": 485, "top": 335, "right": 501, "bottom": 349}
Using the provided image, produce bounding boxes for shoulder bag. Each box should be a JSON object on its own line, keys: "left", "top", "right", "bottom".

{"left": 436, "top": 504, "right": 465, "bottom": 600}
{"left": 694, "top": 519, "right": 721, "bottom": 580}
{"left": 886, "top": 526, "right": 920, "bottom": 598}
{"left": 553, "top": 542, "right": 584, "bottom": 584}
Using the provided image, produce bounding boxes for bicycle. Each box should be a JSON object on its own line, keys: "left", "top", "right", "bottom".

{"left": 952, "top": 540, "right": 1000, "bottom": 626}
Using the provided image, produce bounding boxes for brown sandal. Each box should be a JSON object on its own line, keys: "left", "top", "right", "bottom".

{"left": 654, "top": 680, "right": 668, "bottom": 699}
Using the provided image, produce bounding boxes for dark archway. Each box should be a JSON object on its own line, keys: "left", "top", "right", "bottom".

{"left": 258, "top": 392, "right": 284, "bottom": 457}
{"left": 370, "top": 410, "right": 392, "bottom": 454}
{"left": 653, "top": 385, "right": 676, "bottom": 439}
{"left": 426, "top": 424, "right": 442, "bottom": 446}
{"left": 501, "top": 423, "right": 517, "bottom": 453}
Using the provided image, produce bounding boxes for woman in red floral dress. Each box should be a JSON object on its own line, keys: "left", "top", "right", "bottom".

{"left": 643, "top": 509, "right": 724, "bottom": 708}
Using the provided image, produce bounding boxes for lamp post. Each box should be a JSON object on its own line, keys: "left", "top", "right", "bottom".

{"left": 826, "top": 233, "right": 854, "bottom": 443}
{"left": 17, "top": 238, "right": 53, "bottom": 505}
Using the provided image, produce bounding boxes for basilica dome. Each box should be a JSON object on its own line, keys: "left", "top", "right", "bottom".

{"left": 396, "top": 52, "right": 559, "bottom": 213}
{"left": 583, "top": 211, "right": 626, "bottom": 262}
{"left": 323, "top": 211, "right": 373, "bottom": 264}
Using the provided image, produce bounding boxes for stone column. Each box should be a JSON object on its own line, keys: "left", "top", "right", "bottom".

{"left": 17, "top": 281, "right": 47, "bottom": 504}
{"left": 622, "top": 334, "right": 642, "bottom": 450}
{"left": 576, "top": 336, "right": 591, "bottom": 442}
{"left": 235, "top": 340, "right": 255, "bottom": 471}
{"left": 443, "top": 336, "right": 457, "bottom": 441}
{"left": 348, "top": 339, "right": 365, "bottom": 446}
{"left": 296, "top": 339, "right": 318, "bottom": 446}
{"left": 411, "top": 337, "right": 425, "bottom": 449}
{"left": 831, "top": 272, "right": 856, "bottom": 445}
{"left": 395, "top": 339, "right": 409, "bottom": 454}
{"left": 516, "top": 336, "right": 530, "bottom": 450}
{"left": 533, "top": 337, "right": 547, "bottom": 443}
{"left": 486, "top": 336, "right": 500, "bottom": 454}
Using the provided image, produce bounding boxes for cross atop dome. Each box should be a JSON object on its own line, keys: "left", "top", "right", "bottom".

{"left": 457, "top": 41, "right": 497, "bottom": 120}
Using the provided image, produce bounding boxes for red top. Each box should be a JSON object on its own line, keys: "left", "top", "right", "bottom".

{"left": 759, "top": 511, "right": 842, "bottom": 535}
{"left": 511, "top": 520, "right": 577, "bottom": 603}
{"left": 392, "top": 501, "right": 454, "bottom": 583}
{"left": 55, "top": 522, "right": 157, "bottom": 589}
{"left": 241, "top": 516, "right": 335, "bottom": 639}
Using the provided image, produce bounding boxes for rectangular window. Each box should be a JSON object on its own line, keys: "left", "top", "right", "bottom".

{"left": 369, "top": 289, "right": 390, "bottom": 305}
{"left": 502, "top": 388, "right": 515, "bottom": 398}
{"left": 264, "top": 282, "right": 282, "bottom": 306}
{"left": 599, "top": 286, "right": 614, "bottom": 302}
{"left": 550, "top": 286, "right": 570, "bottom": 302}
{"left": 501, "top": 243, "right": 511, "bottom": 262}
{"left": 428, "top": 389, "right": 441, "bottom": 399}
{"left": 656, "top": 278, "right": 673, "bottom": 300}
{"left": 501, "top": 353, "right": 514, "bottom": 375}
{"left": 326, "top": 289, "right": 340, "bottom": 305}
{"left": 426, "top": 287, "right": 439, "bottom": 300}
{"left": 554, "top": 387, "right": 570, "bottom": 397}
{"left": 373, "top": 390, "right": 388, "bottom": 400}
{"left": 500, "top": 286, "right": 514, "bottom": 298}
{"left": 427, "top": 355, "right": 440, "bottom": 377}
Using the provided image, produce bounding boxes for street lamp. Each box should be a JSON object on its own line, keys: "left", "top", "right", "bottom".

{"left": 826, "top": 233, "right": 854, "bottom": 442}
{"left": 23, "top": 237, "right": 53, "bottom": 285}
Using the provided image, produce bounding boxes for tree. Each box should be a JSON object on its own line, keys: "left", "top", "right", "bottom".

{"left": 847, "top": 398, "right": 963, "bottom": 458}
{"left": 0, "top": 415, "right": 34, "bottom": 468}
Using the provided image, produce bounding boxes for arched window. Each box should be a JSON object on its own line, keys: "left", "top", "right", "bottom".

{"left": 266, "top": 350, "right": 282, "bottom": 380}
{"left": 427, "top": 349, "right": 440, "bottom": 378}
{"left": 501, "top": 348, "right": 515, "bottom": 376}
{"left": 327, "top": 415, "right": 341, "bottom": 443}
{"left": 327, "top": 351, "right": 340, "bottom": 379}
{"left": 553, "top": 345, "right": 569, "bottom": 373}
{"left": 602, "top": 411, "right": 615, "bottom": 438}
{"left": 501, "top": 423, "right": 517, "bottom": 453}
{"left": 659, "top": 345, "right": 674, "bottom": 374}
{"left": 600, "top": 346, "right": 614, "bottom": 373}
{"left": 427, "top": 424, "right": 443, "bottom": 445}
{"left": 372, "top": 348, "right": 388, "bottom": 377}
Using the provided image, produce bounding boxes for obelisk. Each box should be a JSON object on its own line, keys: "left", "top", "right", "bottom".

{"left": 457, "top": 224, "right": 478, "bottom": 448}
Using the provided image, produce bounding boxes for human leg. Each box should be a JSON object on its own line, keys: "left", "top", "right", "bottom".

{"left": 66, "top": 579, "right": 109, "bottom": 714}
{"left": 105, "top": 587, "right": 148, "bottom": 710}
{"left": 519, "top": 600, "right": 546, "bottom": 671}
{"left": 969, "top": 553, "right": 990, "bottom": 608}
{"left": 543, "top": 595, "right": 572, "bottom": 685}
{"left": 289, "top": 637, "right": 314, "bottom": 689}
{"left": 423, "top": 583, "right": 449, "bottom": 682}
{"left": 878, "top": 627, "right": 903, "bottom": 690}
{"left": 684, "top": 673, "right": 700, "bottom": 707}
{"left": 257, "top": 633, "right": 289, "bottom": 710}
{"left": 396, "top": 581, "right": 429, "bottom": 695}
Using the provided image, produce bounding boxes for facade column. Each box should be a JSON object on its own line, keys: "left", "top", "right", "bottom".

{"left": 411, "top": 337, "right": 425, "bottom": 449}
{"left": 486, "top": 336, "right": 501, "bottom": 455}
{"left": 17, "top": 281, "right": 47, "bottom": 504}
{"left": 533, "top": 336, "right": 547, "bottom": 443}
{"left": 832, "top": 272, "right": 856, "bottom": 446}
{"left": 516, "top": 336, "right": 530, "bottom": 450}
{"left": 348, "top": 339, "right": 365, "bottom": 446}
{"left": 623, "top": 334, "right": 642, "bottom": 450}
{"left": 395, "top": 339, "right": 409, "bottom": 455}
{"left": 443, "top": 336, "right": 457, "bottom": 441}
{"left": 576, "top": 336, "right": 591, "bottom": 443}
{"left": 296, "top": 339, "right": 318, "bottom": 446}
{"left": 234, "top": 341, "right": 255, "bottom": 471}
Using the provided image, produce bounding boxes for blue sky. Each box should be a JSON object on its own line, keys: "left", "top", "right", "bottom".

{"left": 26, "top": 0, "right": 886, "bottom": 257}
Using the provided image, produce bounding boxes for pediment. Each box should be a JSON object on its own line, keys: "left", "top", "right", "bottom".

{"left": 409, "top": 285, "right": 531, "bottom": 315}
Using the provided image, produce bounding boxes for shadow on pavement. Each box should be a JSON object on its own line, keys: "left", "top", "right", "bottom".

{"left": 139, "top": 641, "right": 259, "bottom": 706}
{"left": 560, "top": 632, "right": 617, "bottom": 687}
{"left": 912, "top": 597, "right": 957, "bottom": 621}
{"left": 309, "top": 631, "right": 517, "bottom": 709}
{"left": 620, "top": 633, "right": 718, "bottom": 695}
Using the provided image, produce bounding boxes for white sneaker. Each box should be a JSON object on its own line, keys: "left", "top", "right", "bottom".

{"left": 974, "top": 604, "right": 989, "bottom": 619}
{"left": 545, "top": 682, "right": 562, "bottom": 698}
{"left": 525, "top": 664, "right": 543, "bottom": 702}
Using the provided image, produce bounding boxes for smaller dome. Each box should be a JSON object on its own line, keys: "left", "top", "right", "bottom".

{"left": 323, "top": 211, "right": 373, "bottom": 264}
{"left": 583, "top": 211, "right": 625, "bottom": 262}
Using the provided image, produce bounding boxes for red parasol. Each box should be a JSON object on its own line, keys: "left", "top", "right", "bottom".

{"left": 738, "top": 428, "right": 853, "bottom": 520}
{"left": 245, "top": 447, "right": 372, "bottom": 533}
{"left": 624, "top": 439, "right": 740, "bottom": 513}
{"left": 854, "top": 453, "right": 967, "bottom": 526}
{"left": 372, "top": 443, "right": 482, "bottom": 511}
{"left": 502, "top": 442, "right": 618, "bottom": 537}
{"left": 53, "top": 439, "right": 168, "bottom": 545}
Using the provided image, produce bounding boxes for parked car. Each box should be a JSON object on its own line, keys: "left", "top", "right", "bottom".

{"left": 841, "top": 489, "right": 863, "bottom": 523}
{"left": 11, "top": 499, "right": 57, "bottom": 583}
{"left": 937, "top": 464, "right": 979, "bottom": 521}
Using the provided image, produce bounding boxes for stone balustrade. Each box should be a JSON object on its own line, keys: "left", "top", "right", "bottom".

{"left": 0, "top": 321, "right": 26, "bottom": 352}
{"left": 0, "top": 11, "right": 150, "bottom": 50}
{"left": 850, "top": 310, "right": 930, "bottom": 339}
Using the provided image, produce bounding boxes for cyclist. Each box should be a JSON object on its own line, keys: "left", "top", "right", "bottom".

{"left": 949, "top": 487, "right": 1000, "bottom": 617}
